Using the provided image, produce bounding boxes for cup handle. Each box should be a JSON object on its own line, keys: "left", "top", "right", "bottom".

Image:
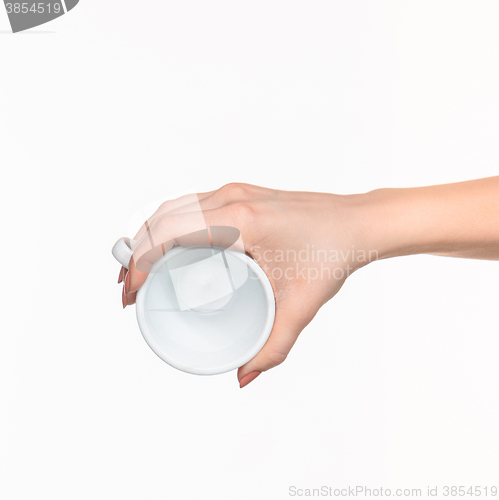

{"left": 112, "top": 237, "right": 137, "bottom": 269}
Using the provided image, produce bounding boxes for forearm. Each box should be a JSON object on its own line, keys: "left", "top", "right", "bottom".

{"left": 363, "top": 177, "right": 499, "bottom": 261}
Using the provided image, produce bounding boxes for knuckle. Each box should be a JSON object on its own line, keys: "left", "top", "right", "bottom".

{"left": 150, "top": 215, "right": 176, "bottom": 245}
{"left": 229, "top": 201, "right": 256, "bottom": 223}
{"left": 266, "top": 348, "right": 288, "bottom": 368}
{"left": 156, "top": 214, "right": 173, "bottom": 233}
{"left": 219, "top": 182, "right": 251, "bottom": 201}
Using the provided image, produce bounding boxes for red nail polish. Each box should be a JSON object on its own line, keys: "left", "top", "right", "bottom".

{"left": 124, "top": 272, "right": 130, "bottom": 295}
{"left": 118, "top": 266, "right": 125, "bottom": 284}
{"left": 122, "top": 286, "right": 127, "bottom": 309}
{"left": 239, "top": 371, "right": 261, "bottom": 388}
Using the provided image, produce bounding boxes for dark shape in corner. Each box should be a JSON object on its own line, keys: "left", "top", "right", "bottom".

{"left": 4, "top": 0, "right": 79, "bottom": 33}
{"left": 64, "top": 0, "right": 79, "bottom": 12}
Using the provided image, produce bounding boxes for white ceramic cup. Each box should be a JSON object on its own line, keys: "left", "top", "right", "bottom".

{"left": 112, "top": 237, "right": 275, "bottom": 375}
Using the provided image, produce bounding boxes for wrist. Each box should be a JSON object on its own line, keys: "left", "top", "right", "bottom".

{"left": 354, "top": 187, "right": 438, "bottom": 261}
{"left": 357, "top": 188, "right": 411, "bottom": 261}
{"left": 356, "top": 179, "right": 499, "bottom": 262}
{"left": 327, "top": 191, "right": 390, "bottom": 269}
{"left": 346, "top": 187, "right": 434, "bottom": 263}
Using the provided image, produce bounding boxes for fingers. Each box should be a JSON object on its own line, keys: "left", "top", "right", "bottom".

{"left": 131, "top": 210, "right": 209, "bottom": 274}
{"left": 124, "top": 291, "right": 137, "bottom": 307}
{"left": 119, "top": 266, "right": 136, "bottom": 308}
{"left": 120, "top": 184, "right": 259, "bottom": 308}
{"left": 127, "top": 205, "right": 243, "bottom": 294}
{"left": 237, "top": 296, "right": 315, "bottom": 388}
{"left": 120, "top": 260, "right": 142, "bottom": 308}
{"left": 126, "top": 257, "right": 149, "bottom": 298}
{"left": 132, "top": 184, "right": 259, "bottom": 243}
{"left": 133, "top": 191, "right": 217, "bottom": 243}
{"left": 117, "top": 266, "right": 126, "bottom": 284}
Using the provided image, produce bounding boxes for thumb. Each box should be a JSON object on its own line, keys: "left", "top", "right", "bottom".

{"left": 237, "top": 298, "right": 314, "bottom": 388}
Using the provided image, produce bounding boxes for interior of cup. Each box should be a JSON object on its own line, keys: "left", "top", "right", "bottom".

{"left": 136, "top": 246, "right": 274, "bottom": 374}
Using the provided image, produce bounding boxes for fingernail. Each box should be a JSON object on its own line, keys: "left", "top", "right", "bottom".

{"left": 239, "top": 371, "right": 261, "bottom": 388}
{"left": 124, "top": 272, "right": 130, "bottom": 295}
{"left": 122, "top": 286, "right": 127, "bottom": 309}
{"left": 118, "top": 266, "right": 125, "bottom": 284}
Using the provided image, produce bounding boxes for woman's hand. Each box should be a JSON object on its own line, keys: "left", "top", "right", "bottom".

{"left": 118, "top": 177, "right": 499, "bottom": 387}
{"left": 119, "top": 183, "right": 376, "bottom": 387}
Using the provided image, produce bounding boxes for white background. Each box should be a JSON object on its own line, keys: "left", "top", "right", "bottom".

{"left": 1, "top": 1, "right": 498, "bottom": 499}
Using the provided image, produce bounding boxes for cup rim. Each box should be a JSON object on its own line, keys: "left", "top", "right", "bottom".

{"left": 135, "top": 246, "right": 276, "bottom": 375}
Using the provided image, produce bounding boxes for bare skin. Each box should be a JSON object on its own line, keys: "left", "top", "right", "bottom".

{"left": 118, "top": 178, "right": 499, "bottom": 387}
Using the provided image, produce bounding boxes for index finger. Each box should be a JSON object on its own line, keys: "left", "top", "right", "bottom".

{"left": 127, "top": 204, "right": 244, "bottom": 294}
